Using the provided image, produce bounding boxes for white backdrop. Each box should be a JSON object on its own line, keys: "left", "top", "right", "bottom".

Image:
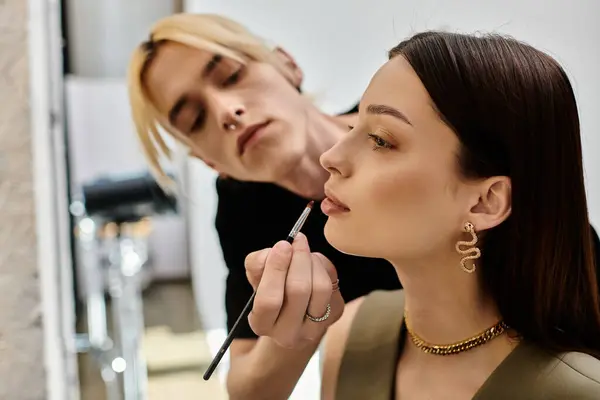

{"left": 65, "top": 0, "right": 180, "bottom": 78}
{"left": 183, "top": 0, "right": 600, "bottom": 397}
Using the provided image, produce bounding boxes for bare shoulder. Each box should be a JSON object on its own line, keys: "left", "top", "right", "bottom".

{"left": 325, "top": 296, "right": 366, "bottom": 353}
{"left": 544, "top": 351, "right": 600, "bottom": 398}
{"left": 321, "top": 296, "right": 366, "bottom": 400}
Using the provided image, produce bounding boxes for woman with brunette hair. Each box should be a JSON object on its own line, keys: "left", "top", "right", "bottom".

{"left": 245, "top": 31, "right": 600, "bottom": 399}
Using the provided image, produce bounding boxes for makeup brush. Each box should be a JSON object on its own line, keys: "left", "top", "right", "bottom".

{"left": 203, "top": 200, "right": 315, "bottom": 380}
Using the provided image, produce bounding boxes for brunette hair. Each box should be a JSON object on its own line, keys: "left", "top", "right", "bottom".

{"left": 389, "top": 32, "right": 600, "bottom": 356}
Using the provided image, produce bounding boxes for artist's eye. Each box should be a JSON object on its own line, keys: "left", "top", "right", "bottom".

{"left": 190, "top": 108, "right": 206, "bottom": 132}
{"left": 223, "top": 66, "right": 245, "bottom": 87}
{"left": 367, "top": 133, "right": 393, "bottom": 151}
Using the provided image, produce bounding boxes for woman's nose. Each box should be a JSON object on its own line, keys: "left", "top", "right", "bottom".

{"left": 320, "top": 141, "right": 350, "bottom": 177}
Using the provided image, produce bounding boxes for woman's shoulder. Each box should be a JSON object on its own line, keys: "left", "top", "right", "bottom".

{"left": 323, "top": 294, "right": 369, "bottom": 359}
{"left": 509, "top": 345, "right": 600, "bottom": 399}
{"left": 321, "top": 295, "right": 366, "bottom": 400}
{"left": 328, "top": 289, "right": 404, "bottom": 336}
{"left": 542, "top": 351, "right": 600, "bottom": 398}
{"left": 328, "top": 290, "right": 404, "bottom": 338}
{"left": 325, "top": 289, "right": 404, "bottom": 347}
{"left": 321, "top": 290, "right": 404, "bottom": 399}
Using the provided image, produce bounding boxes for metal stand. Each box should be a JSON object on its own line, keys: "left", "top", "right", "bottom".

{"left": 75, "top": 216, "right": 151, "bottom": 400}
{"left": 71, "top": 172, "right": 178, "bottom": 399}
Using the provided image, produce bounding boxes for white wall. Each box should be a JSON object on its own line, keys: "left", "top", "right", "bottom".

{"left": 66, "top": 0, "right": 179, "bottom": 78}
{"left": 183, "top": 0, "right": 600, "bottom": 397}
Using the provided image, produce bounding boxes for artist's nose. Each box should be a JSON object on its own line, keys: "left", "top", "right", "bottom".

{"left": 220, "top": 104, "right": 246, "bottom": 132}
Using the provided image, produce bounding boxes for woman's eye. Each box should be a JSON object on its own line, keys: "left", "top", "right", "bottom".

{"left": 367, "top": 133, "right": 393, "bottom": 151}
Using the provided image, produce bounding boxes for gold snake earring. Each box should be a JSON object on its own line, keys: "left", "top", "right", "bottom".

{"left": 455, "top": 222, "right": 481, "bottom": 273}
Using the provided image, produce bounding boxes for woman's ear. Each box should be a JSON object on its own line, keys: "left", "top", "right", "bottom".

{"left": 272, "top": 47, "right": 303, "bottom": 88}
{"left": 467, "top": 176, "right": 512, "bottom": 231}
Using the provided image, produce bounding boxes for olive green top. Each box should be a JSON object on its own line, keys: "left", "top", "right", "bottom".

{"left": 335, "top": 290, "right": 600, "bottom": 400}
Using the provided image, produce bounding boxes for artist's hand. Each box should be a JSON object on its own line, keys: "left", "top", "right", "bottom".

{"left": 245, "top": 233, "right": 344, "bottom": 349}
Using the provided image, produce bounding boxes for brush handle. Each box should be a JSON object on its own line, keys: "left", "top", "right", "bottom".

{"left": 203, "top": 203, "right": 311, "bottom": 380}
{"left": 203, "top": 237, "right": 295, "bottom": 379}
{"left": 203, "top": 291, "right": 257, "bottom": 380}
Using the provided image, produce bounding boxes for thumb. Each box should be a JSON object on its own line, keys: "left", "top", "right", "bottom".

{"left": 291, "top": 232, "right": 311, "bottom": 252}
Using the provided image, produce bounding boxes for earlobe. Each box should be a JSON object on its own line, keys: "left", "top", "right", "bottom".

{"left": 468, "top": 177, "right": 512, "bottom": 231}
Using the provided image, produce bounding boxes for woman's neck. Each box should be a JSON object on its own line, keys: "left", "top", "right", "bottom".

{"left": 393, "top": 254, "right": 520, "bottom": 398}
{"left": 392, "top": 253, "right": 504, "bottom": 347}
{"left": 276, "top": 107, "right": 352, "bottom": 199}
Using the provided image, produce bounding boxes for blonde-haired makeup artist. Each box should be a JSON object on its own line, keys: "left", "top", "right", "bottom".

{"left": 127, "top": 13, "right": 400, "bottom": 399}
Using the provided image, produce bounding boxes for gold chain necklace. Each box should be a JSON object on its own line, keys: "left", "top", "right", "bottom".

{"left": 404, "top": 313, "right": 509, "bottom": 356}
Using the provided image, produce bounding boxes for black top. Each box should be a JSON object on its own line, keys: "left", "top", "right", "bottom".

{"left": 215, "top": 179, "right": 401, "bottom": 338}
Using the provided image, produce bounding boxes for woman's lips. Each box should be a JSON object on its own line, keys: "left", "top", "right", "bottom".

{"left": 321, "top": 189, "right": 350, "bottom": 216}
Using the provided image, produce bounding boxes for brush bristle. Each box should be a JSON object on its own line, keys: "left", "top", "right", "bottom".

{"left": 307, "top": 200, "right": 314, "bottom": 209}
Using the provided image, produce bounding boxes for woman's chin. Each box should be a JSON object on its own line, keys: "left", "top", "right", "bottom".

{"left": 324, "top": 223, "right": 371, "bottom": 257}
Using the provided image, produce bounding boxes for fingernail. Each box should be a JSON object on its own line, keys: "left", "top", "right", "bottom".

{"left": 292, "top": 232, "right": 310, "bottom": 250}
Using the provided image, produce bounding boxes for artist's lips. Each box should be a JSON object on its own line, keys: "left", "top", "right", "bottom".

{"left": 237, "top": 121, "right": 270, "bottom": 155}
{"left": 321, "top": 188, "right": 350, "bottom": 216}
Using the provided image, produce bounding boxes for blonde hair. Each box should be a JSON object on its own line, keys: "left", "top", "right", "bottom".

{"left": 127, "top": 13, "right": 296, "bottom": 189}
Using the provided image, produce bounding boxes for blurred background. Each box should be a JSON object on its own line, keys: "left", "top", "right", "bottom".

{"left": 1, "top": 0, "right": 599, "bottom": 399}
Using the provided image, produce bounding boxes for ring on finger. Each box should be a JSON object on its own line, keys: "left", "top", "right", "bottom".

{"left": 332, "top": 279, "right": 339, "bottom": 292}
{"left": 305, "top": 303, "right": 331, "bottom": 322}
